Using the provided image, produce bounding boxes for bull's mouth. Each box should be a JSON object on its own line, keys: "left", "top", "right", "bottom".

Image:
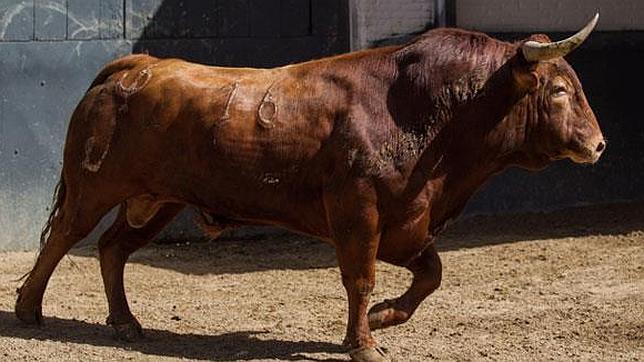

{"left": 569, "top": 151, "right": 599, "bottom": 164}
{"left": 566, "top": 143, "right": 604, "bottom": 164}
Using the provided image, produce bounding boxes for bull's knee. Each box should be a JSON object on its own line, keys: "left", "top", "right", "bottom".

{"left": 368, "top": 246, "right": 442, "bottom": 331}
{"left": 412, "top": 245, "right": 442, "bottom": 291}
{"left": 422, "top": 259, "right": 442, "bottom": 292}
{"left": 428, "top": 269, "right": 441, "bottom": 292}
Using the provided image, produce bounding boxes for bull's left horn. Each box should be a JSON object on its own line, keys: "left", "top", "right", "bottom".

{"left": 522, "top": 13, "right": 599, "bottom": 62}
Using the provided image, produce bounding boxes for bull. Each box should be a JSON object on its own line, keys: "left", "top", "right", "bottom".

{"left": 16, "top": 14, "right": 604, "bottom": 361}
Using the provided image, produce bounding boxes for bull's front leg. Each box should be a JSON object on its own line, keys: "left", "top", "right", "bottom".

{"left": 336, "top": 240, "right": 382, "bottom": 360}
{"left": 368, "top": 244, "right": 442, "bottom": 330}
{"left": 325, "top": 181, "right": 392, "bottom": 362}
{"left": 336, "top": 234, "right": 394, "bottom": 362}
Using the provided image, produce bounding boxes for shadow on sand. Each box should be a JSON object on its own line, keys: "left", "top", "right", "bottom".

{"left": 5, "top": 203, "right": 643, "bottom": 360}
{"left": 0, "top": 311, "right": 345, "bottom": 361}
{"left": 439, "top": 200, "right": 644, "bottom": 250}
{"left": 70, "top": 201, "right": 644, "bottom": 275}
{"left": 72, "top": 232, "right": 339, "bottom": 275}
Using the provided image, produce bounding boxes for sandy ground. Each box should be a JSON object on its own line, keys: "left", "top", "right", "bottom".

{"left": 0, "top": 202, "right": 642, "bottom": 361}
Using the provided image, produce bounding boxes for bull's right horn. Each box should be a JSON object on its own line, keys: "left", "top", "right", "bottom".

{"left": 522, "top": 13, "right": 599, "bottom": 62}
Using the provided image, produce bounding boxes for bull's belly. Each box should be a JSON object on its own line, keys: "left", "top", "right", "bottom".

{"left": 196, "top": 125, "right": 333, "bottom": 236}
{"left": 179, "top": 166, "right": 332, "bottom": 239}
{"left": 118, "top": 119, "right": 334, "bottom": 238}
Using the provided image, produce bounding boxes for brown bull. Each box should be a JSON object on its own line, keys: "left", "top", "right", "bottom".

{"left": 16, "top": 14, "right": 604, "bottom": 362}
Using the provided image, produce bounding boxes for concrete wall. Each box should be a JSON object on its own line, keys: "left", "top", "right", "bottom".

{"left": 457, "top": 0, "right": 644, "bottom": 31}
{"left": 0, "top": 0, "right": 349, "bottom": 251}
{"left": 350, "top": 0, "right": 434, "bottom": 49}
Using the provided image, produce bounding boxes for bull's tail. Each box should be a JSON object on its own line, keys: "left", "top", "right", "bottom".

{"left": 39, "top": 174, "right": 66, "bottom": 250}
{"left": 87, "top": 53, "right": 156, "bottom": 91}
{"left": 14, "top": 174, "right": 67, "bottom": 283}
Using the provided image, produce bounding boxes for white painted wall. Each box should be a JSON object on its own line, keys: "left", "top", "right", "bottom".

{"left": 456, "top": 0, "right": 644, "bottom": 32}
{"left": 349, "top": 0, "right": 644, "bottom": 49}
{"left": 350, "top": 0, "right": 434, "bottom": 49}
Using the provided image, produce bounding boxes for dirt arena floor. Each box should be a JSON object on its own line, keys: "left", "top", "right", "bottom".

{"left": 0, "top": 202, "right": 642, "bottom": 361}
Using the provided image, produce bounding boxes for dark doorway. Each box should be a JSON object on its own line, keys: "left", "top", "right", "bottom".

{"left": 131, "top": 0, "right": 350, "bottom": 67}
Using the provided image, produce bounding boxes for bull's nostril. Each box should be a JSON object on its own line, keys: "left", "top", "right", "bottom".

{"left": 595, "top": 141, "right": 606, "bottom": 153}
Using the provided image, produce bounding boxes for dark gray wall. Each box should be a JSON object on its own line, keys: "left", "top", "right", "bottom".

{"left": 466, "top": 32, "right": 644, "bottom": 215}
{"left": 0, "top": 0, "right": 349, "bottom": 250}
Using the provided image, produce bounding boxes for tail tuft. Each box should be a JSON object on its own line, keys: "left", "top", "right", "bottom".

{"left": 39, "top": 175, "right": 66, "bottom": 251}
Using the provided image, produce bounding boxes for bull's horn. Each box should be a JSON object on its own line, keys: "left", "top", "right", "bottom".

{"left": 522, "top": 13, "right": 599, "bottom": 62}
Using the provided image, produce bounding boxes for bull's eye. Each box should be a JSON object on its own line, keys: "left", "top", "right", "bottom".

{"left": 552, "top": 86, "right": 567, "bottom": 98}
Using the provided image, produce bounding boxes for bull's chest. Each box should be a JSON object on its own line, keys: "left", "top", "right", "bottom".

{"left": 377, "top": 207, "right": 457, "bottom": 266}
{"left": 376, "top": 178, "right": 461, "bottom": 266}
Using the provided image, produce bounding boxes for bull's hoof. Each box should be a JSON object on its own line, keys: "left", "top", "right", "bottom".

{"left": 368, "top": 300, "right": 409, "bottom": 330}
{"left": 108, "top": 317, "right": 144, "bottom": 342}
{"left": 349, "top": 346, "right": 393, "bottom": 362}
{"left": 342, "top": 335, "right": 352, "bottom": 350}
{"left": 112, "top": 322, "right": 144, "bottom": 342}
{"left": 15, "top": 303, "right": 43, "bottom": 325}
{"left": 15, "top": 291, "right": 43, "bottom": 325}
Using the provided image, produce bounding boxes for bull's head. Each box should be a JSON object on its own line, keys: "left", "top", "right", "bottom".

{"left": 512, "top": 13, "right": 605, "bottom": 165}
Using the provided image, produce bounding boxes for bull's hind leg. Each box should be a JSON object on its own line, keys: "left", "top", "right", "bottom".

{"left": 367, "top": 244, "right": 442, "bottom": 330}
{"left": 16, "top": 179, "right": 120, "bottom": 325}
{"left": 98, "top": 200, "right": 183, "bottom": 341}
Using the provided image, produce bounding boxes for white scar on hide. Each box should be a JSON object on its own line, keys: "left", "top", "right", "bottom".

{"left": 257, "top": 79, "right": 281, "bottom": 129}
{"left": 220, "top": 81, "right": 239, "bottom": 121}
{"left": 117, "top": 65, "right": 155, "bottom": 98}
{"left": 82, "top": 66, "right": 156, "bottom": 172}
{"left": 82, "top": 136, "right": 111, "bottom": 172}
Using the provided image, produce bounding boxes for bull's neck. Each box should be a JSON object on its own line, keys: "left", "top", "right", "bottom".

{"left": 402, "top": 55, "right": 530, "bottom": 203}
{"left": 448, "top": 58, "right": 530, "bottom": 168}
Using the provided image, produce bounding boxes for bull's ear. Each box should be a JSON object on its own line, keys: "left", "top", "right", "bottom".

{"left": 510, "top": 34, "right": 549, "bottom": 92}
{"left": 511, "top": 58, "right": 540, "bottom": 93}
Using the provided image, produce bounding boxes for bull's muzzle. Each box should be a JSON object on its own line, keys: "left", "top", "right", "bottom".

{"left": 571, "top": 137, "right": 606, "bottom": 164}
{"left": 590, "top": 138, "right": 607, "bottom": 163}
